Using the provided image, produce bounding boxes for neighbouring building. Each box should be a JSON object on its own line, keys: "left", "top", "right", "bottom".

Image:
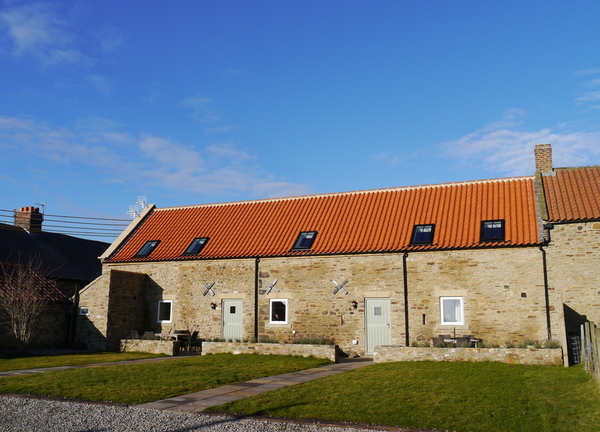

{"left": 76, "top": 145, "right": 599, "bottom": 362}
{"left": 0, "top": 207, "right": 109, "bottom": 349}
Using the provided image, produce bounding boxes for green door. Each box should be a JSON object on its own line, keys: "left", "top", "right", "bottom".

{"left": 222, "top": 299, "right": 243, "bottom": 340}
{"left": 365, "top": 298, "right": 391, "bottom": 354}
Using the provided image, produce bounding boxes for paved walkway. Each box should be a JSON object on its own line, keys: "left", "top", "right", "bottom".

{"left": 135, "top": 358, "right": 374, "bottom": 413}
{"left": 0, "top": 356, "right": 183, "bottom": 377}
{"left": 1, "top": 355, "right": 374, "bottom": 414}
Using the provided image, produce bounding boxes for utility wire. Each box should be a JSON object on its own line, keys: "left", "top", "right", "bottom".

{"left": 0, "top": 208, "right": 132, "bottom": 239}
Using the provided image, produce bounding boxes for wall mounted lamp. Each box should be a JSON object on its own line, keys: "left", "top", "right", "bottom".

{"left": 210, "top": 302, "right": 217, "bottom": 310}
{"left": 351, "top": 300, "right": 358, "bottom": 309}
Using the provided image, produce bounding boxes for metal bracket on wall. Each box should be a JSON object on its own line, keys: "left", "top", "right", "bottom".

{"left": 203, "top": 281, "right": 216, "bottom": 296}
{"left": 265, "top": 278, "right": 279, "bottom": 295}
{"left": 332, "top": 279, "right": 349, "bottom": 295}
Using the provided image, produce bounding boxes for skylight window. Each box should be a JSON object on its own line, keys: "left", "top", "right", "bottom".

{"left": 135, "top": 240, "right": 160, "bottom": 257}
{"left": 183, "top": 237, "right": 209, "bottom": 255}
{"left": 292, "top": 231, "right": 317, "bottom": 250}
{"left": 481, "top": 220, "right": 505, "bottom": 242}
{"left": 411, "top": 224, "right": 435, "bottom": 244}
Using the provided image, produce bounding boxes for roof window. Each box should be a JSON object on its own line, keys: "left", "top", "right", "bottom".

{"left": 411, "top": 224, "right": 435, "bottom": 245}
{"left": 183, "top": 237, "right": 209, "bottom": 255}
{"left": 135, "top": 240, "right": 160, "bottom": 257}
{"left": 481, "top": 220, "right": 505, "bottom": 242}
{"left": 292, "top": 231, "right": 317, "bottom": 250}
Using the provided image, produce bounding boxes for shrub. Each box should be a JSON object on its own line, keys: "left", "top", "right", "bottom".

{"left": 292, "top": 337, "right": 334, "bottom": 345}
{"left": 543, "top": 340, "right": 561, "bottom": 349}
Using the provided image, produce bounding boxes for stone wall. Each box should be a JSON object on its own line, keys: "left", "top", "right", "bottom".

{"left": 120, "top": 339, "right": 179, "bottom": 356}
{"left": 81, "top": 245, "right": 559, "bottom": 356}
{"left": 545, "top": 222, "right": 600, "bottom": 327}
{"left": 374, "top": 345, "right": 564, "bottom": 366}
{"left": 76, "top": 269, "right": 147, "bottom": 351}
{"left": 202, "top": 342, "right": 336, "bottom": 361}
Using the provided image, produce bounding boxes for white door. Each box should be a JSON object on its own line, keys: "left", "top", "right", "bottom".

{"left": 222, "top": 299, "right": 243, "bottom": 340}
{"left": 365, "top": 298, "right": 391, "bottom": 354}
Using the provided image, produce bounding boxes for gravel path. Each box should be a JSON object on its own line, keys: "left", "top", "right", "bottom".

{"left": 0, "top": 396, "right": 408, "bottom": 432}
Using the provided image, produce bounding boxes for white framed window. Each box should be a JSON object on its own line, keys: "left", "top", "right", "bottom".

{"left": 440, "top": 297, "right": 463, "bottom": 325}
{"left": 157, "top": 300, "right": 173, "bottom": 323}
{"left": 269, "top": 299, "right": 288, "bottom": 324}
{"left": 79, "top": 306, "right": 89, "bottom": 316}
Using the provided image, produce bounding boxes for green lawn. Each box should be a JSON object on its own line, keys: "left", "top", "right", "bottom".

{"left": 0, "top": 352, "right": 164, "bottom": 372}
{"left": 0, "top": 353, "right": 331, "bottom": 404}
{"left": 210, "top": 361, "right": 600, "bottom": 432}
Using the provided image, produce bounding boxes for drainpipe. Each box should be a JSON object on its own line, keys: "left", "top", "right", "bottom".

{"left": 539, "top": 246, "right": 552, "bottom": 340}
{"left": 403, "top": 252, "right": 410, "bottom": 346}
{"left": 254, "top": 257, "right": 260, "bottom": 341}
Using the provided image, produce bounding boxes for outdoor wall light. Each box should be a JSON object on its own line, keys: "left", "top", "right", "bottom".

{"left": 210, "top": 302, "right": 217, "bottom": 310}
{"left": 351, "top": 300, "right": 358, "bottom": 309}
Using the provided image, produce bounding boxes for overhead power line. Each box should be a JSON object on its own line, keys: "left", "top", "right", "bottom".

{"left": 0, "top": 208, "right": 132, "bottom": 239}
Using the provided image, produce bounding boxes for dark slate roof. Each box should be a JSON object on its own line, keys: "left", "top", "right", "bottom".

{"left": 0, "top": 224, "right": 109, "bottom": 282}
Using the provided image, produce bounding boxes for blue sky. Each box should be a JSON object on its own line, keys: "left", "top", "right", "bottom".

{"left": 2, "top": 1, "right": 600, "bottom": 226}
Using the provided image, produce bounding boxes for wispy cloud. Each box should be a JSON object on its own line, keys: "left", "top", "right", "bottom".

{"left": 441, "top": 110, "right": 600, "bottom": 176}
{"left": 86, "top": 74, "right": 113, "bottom": 96}
{"left": 0, "top": 2, "right": 87, "bottom": 67}
{"left": 180, "top": 96, "right": 219, "bottom": 123}
{"left": 0, "top": 115, "right": 311, "bottom": 199}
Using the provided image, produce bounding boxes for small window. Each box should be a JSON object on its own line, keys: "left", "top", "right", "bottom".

{"left": 157, "top": 300, "right": 173, "bottom": 323}
{"left": 292, "top": 231, "right": 317, "bottom": 250}
{"left": 411, "top": 224, "right": 435, "bottom": 244}
{"left": 79, "top": 307, "right": 89, "bottom": 316}
{"left": 481, "top": 220, "right": 504, "bottom": 242}
{"left": 440, "top": 297, "right": 463, "bottom": 325}
{"left": 183, "top": 237, "right": 209, "bottom": 255}
{"left": 135, "top": 240, "right": 160, "bottom": 257}
{"left": 270, "top": 299, "right": 288, "bottom": 324}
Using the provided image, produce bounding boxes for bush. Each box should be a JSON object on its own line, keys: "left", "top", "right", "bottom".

{"left": 543, "top": 340, "right": 561, "bottom": 349}
{"left": 292, "top": 337, "right": 335, "bottom": 345}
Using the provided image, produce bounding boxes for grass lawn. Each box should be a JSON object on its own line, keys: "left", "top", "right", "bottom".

{"left": 210, "top": 361, "right": 600, "bottom": 432}
{"left": 0, "top": 352, "right": 164, "bottom": 372}
{"left": 0, "top": 353, "right": 330, "bottom": 404}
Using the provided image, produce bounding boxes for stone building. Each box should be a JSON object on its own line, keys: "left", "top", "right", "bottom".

{"left": 76, "top": 145, "right": 599, "bottom": 359}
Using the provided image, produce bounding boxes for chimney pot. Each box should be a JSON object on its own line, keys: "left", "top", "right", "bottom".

{"left": 534, "top": 144, "right": 553, "bottom": 173}
{"left": 14, "top": 206, "right": 43, "bottom": 233}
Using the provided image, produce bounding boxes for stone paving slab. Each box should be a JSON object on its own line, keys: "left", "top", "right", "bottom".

{"left": 135, "top": 359, "right": 374, "bottom": 413}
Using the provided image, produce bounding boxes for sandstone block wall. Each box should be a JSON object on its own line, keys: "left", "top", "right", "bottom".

{"left": 80, "top": 245, "right": 561, "bottom": 357}
{"left": 545, "top": 222, "right": 600, "bottom": 331}
{"left": 202, "top": 342, "right": 336, "bottom": 361}
{"left": 374, "top": 345, "right": 564, "bottom": 365}
{"left": 120, "top": 339, "right": 179, "bottom": 356}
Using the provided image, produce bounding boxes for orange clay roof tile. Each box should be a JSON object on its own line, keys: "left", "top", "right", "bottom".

{"left": 106, "top": 176, "right": 543, "bottom": 263}
{"left": 542, "top": 166, "right": 600, "bottom": 222}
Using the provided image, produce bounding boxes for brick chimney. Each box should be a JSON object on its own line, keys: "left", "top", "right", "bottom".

{"left": 534, "top": 144, "right": 553, "bottom": 173}
{"left": 14, "top": 207, "right": 44, "bottom": 233}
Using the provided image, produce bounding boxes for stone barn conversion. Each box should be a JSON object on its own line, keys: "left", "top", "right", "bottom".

{"left": 76, "top": 144, "right": 600, "bottom": 361}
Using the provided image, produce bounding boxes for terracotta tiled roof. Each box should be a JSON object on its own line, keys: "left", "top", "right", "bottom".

{"left": 106, "top": 177, "right": 541, "bottom": 262}
{"left": 541, "top": 166, "right": 600, "bottom": 222}
{"left": 106, "top": 177, "right": 542, "bottom": 262}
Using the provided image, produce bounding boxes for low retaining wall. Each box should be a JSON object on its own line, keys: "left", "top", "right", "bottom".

{"left": 120, "top": 339, "right": 180, "bottom": 356}
{"left": 374, "top": 346, "right": 564, "bottom": 366}
{"left": 202, "top": 342, "right": 336, "bottom": 361}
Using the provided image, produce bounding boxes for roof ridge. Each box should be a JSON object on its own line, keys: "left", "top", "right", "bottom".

{"left": 155, "top": 175, "right": 535, "bottom": 212}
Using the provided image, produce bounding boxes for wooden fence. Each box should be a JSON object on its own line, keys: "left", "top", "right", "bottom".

{"left": 582, "top": 321, "right": 600, "bottom": 382}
